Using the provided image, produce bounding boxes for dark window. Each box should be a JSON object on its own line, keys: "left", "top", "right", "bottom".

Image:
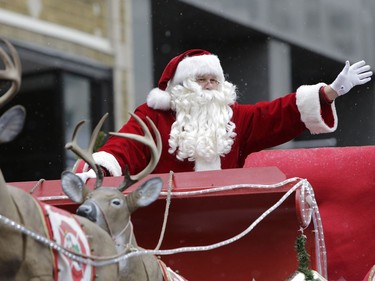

{"left": 0, "top": 46, "right": 113, "bottom": 182}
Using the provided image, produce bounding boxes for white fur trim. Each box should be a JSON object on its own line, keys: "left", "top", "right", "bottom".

{"left": 147, "top": 87, "right": 171, "bottom": 110}
{"left": 194, "top": 156, "right": 221, "bottom": 171}
{"left": 172, "top": 54, "right": 225, "bottom": 86}
{"left": 92, "top": 151, "right": 122, "bottom": 176}
{"left": 296, "top": 83, "right": 338, "bottom": 134}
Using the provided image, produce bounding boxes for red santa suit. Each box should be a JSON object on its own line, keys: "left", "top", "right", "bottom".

{"left": 75, "top": 49, "right": 337, "bottom": 176}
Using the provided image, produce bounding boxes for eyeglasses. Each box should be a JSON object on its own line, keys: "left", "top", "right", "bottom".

{"left": 195, "top": 77, "right": 220, "bottom": 86}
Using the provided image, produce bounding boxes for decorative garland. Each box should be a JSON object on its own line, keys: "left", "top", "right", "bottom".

{"left": 295, "top": 234, "right": 314, "bottom": 280}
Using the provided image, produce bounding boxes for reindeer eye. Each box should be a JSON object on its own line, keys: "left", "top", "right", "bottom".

{"left": 111, "top": 198, "right": 122, "bottom": 206}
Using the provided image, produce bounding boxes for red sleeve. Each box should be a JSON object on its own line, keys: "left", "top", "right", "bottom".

{"left": 232, "top": 93, "right": 306, "bottom": 156}
{"left": 319, "top": 86, "right": 335, "bottom": 129}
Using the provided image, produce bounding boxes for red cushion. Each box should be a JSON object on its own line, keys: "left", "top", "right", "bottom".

{"left": 244, "top": 146, "right": 375, "bottom": 281}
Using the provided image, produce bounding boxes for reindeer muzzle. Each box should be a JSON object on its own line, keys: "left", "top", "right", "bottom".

{"left": 76, "top": 202, "right": 97, "bottom": 222}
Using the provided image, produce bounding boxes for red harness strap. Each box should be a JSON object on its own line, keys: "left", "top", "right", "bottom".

{"left": 33, "top": 198, "right": 58, "bottom": 279}
{"left": 157, "top": 259, "right": 188, "bottom": 281}
{"left": 157, "top": 259, "right": 170, "bottom": 281}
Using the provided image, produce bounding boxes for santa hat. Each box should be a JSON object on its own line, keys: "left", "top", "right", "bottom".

{"left": 147, "top": 49, "right": 225, "bottom": 110}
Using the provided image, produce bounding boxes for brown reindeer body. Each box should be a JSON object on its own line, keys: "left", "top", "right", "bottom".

{"left": 0, "top": 178, "right": 53, "bottom": 280}
{"left": 0, "top": 172, "right": 120, "bottom": 281}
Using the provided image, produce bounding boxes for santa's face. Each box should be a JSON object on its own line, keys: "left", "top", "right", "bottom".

{"left": 195, "top": 75, "right": 220, "bottom": 91}
{"left": 168, "top": 77, "right": 237, "bottom": 165}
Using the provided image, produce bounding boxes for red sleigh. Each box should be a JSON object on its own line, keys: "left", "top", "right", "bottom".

{"left": 11, "top": 145, "right": 374, "bottom": 280}
{"left": 11, "top": 166, "right": 315, "bottom": 280}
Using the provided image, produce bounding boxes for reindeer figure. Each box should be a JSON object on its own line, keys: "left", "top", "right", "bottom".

{"left": 61, "top": 113, "right": 187, "bottom": 281}
{"left": 0, "top": 38, "right": 120, "bottom": 281}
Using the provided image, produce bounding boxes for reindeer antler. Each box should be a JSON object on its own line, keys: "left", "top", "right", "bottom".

{"left": 65, "top": 113, "right": 109, "bottom": 189}
{"left": 0, "top": 38, "right": 22, "bottom": 108}
{"left": 111, "top": 112, "right": 162, "bottom": 191}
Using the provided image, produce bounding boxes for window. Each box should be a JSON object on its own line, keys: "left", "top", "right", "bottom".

{"left": 0, "top": 46, "right": 113, "bottom": 182}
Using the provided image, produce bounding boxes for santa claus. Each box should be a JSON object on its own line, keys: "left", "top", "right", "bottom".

{"left": 74, "top": 49, "right": 372, "bottom": 180}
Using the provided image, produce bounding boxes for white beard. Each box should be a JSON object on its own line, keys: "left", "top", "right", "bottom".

{"left": 168, "top": 79, "right": 237, "bottom": 170}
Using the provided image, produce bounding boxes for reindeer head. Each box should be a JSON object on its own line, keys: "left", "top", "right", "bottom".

{"left": 62, "top": 172, "right": 162, "bottom": 238}
{"left": 62, "top": 112, "right": 163, "bottom": 244}
{"left": 0, "top": 105, "right": 25, "bottom": 144}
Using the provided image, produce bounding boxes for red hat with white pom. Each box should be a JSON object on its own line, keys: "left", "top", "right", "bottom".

{"left": 147, "top": 49, "right": 225, "bottom": 110}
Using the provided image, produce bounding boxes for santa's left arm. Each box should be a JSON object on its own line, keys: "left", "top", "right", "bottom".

{"left": 296, "top": 60, "right": 372, "bottom": 134}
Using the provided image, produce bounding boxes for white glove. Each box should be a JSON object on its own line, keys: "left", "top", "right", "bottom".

{"left": 75, "top": 169, "right": 96, "bottom": 183}
{"left": 330, "top": 60, "right": 373, "bottom": 96}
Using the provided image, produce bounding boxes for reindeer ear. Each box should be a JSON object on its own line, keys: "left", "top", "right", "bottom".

{"left": 61, "top": 171, "right": 86, "bottom": 203}
{"left": 128, "top": 177, "right": 163, "bottom": 212}
{"left": 0, "top": 105, "right": 26, "bottom": 144}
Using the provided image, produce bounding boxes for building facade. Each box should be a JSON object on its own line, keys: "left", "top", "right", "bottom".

{"left": 0, "top": 0, "right": 374, "bottom": 180}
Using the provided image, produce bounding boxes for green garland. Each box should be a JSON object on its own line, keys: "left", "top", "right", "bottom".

{"left": 295, "top": 234, "right": 314, "bottom": 280}
{"left": 93, "top": 131, "right": 108, "bottom": 152}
